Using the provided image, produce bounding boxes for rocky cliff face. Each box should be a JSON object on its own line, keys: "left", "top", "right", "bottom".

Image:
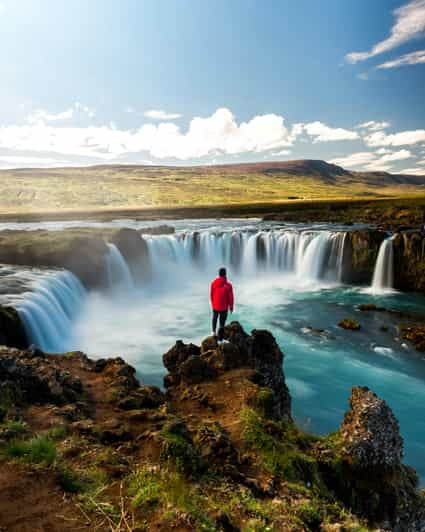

{"left": 0, "top": 306, "right": 27, "bottom": 349}
{"left": 343, "top": 230, "right": 386, "bottom": 284}
{"left": 0, "top": 230, "right": 109, "bottom": 289}
{"left": 163, "top": 321, "right": 291, "bottom": 421}
{"left": 393, "top": 231, "right": 425, "bottom": 294}
{"left": 0, "top": 325, "right": 424, "bottom": 530}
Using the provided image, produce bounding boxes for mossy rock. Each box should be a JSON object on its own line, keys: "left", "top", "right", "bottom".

{"left": 159, "top": 420, "right": 204, "bottom": 476}
{"left": 338, "top": 319, "right": 361, "bottom": 331}
{"left": 248, "top": 387, "right": 276, "bottom": 418}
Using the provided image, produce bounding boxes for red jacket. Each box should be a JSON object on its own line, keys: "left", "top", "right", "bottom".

{"left": 210, "top": 276, "right": 234, "bottom": 312}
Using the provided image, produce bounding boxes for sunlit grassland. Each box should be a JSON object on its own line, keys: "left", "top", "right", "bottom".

{"left": 0, "top": 165, "right": 424, "bottom": 216}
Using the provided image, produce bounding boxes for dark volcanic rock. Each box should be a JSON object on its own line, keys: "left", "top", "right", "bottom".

{"left": 140, "top": 224, "right": 175, "bottom": 235}
{"left": 344, "top": 230, "right": 386, "bottom": 284}
{"left": 0, "top": 305, "right": 27, "bottom": 349}
{"left": 0, "top": 347, "right": 83, "bottom": 406}
{"left": 340, "top": 386, "right": 403, "bottom": 468}
{"left": 163, "top": 341, "right": 201, "bottom": 374}
{"left": 393, "top": 231, "right": 425, "bottom": 294}
{"left": 163, "top": 322, "right": 291, "bottom": 421}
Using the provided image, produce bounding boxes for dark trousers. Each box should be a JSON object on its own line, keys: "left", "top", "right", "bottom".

{"left": 212, "top": 310, "right": 228, "bottom": 341}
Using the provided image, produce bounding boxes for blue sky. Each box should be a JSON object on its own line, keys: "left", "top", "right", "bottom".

{"left": 0, "top": 0, "right": 424, "bottom": 173}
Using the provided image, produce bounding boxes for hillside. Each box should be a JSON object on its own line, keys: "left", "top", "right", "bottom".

{"left": 0, "top": 159, "right": 424, "bottom": 216}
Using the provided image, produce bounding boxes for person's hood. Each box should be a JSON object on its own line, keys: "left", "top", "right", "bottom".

{"left": 214, "top": 276, "right": 227, "bottom": 286}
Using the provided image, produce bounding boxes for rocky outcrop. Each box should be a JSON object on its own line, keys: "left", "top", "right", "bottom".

{"left": 393, "top": 231, "right": 425, "bottom": 294}
{"left": 110, "top": 228, "right": 151, "bottom": 283}
{"left": 343, "top": 230, "right": 386, "bottom": 284}
{"left": 340, "top": 386, "right": 402, "bottom": 467}
{"left": 0, "top": 347, "right": 83, "bottom": 406}
{"left": 140, "top": 224, "right": 175, "bottom": 235}
{"left": 0, "top": 230, "right": 109, "bottom": 289}
{"left": 325, "top": 386, "right": 425, "bottom": 531}
{"left": 0, "top": 305, "right": 27, "bottom": 349}
{"left": 163, "top": 321, "right": 291, "bottom": 421}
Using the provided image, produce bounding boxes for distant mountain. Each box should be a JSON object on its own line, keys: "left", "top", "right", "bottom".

{"left": 1, "top": 159, "right": 425, "bottom": 186}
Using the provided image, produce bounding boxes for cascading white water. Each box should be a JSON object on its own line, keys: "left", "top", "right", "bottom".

{"left": 142, "top": 229, "right": 347, "bottom": 286}
{"left": 7, "top": 228, "right": 348, "bottom": 352}
{"left": 105, "top": 243, "right": 134, "bottom": 292}
{"left": 371, "top": 236, "right": 395, "bottom": 291}
{"left": 15, "top": 271, "right": 86, "bottom": 352}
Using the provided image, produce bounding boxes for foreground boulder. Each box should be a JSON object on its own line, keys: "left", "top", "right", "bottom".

{"left": 340, "top": 386, "right": 403, "bottom": 468}
{"left": 163, "top": 321, "right": 291, "bottom": 421}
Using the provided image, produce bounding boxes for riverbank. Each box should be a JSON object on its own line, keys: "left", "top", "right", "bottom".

{"left": 0, "top": 322, "right": 423, "bottom": 531}
{"left": 0, "top": 195, "right": 424, "bottom": 229}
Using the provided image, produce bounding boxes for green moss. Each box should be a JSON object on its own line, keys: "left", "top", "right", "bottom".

{"left": 159, "top": 424, "right": 204, "bottom": 476}
{"left": 240, "top": 408, "right": 321, "bottom": 486}
{"left": 250, "top": 387, "right": 276, "bottom": 418}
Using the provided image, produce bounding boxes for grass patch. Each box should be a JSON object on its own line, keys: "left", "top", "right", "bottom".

{"left": 128, "top": 466, "right": 217, "bottom": 530}
{"left": 240, "top": 408, "right": 321, "bottom": 486}
{"left": 4, "top": 436, "right": 57, "bottom": 465}
{"left": 0, "top": 419, "right": 28, "bottom": 437}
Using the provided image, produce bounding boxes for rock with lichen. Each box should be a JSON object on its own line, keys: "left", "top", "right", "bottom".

{"left": 340, "top": 386, "right": 403, "bottom": 468}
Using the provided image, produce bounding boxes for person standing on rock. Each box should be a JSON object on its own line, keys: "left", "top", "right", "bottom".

{"left": 210, "top": 267, "right": 234, "bottom": 344}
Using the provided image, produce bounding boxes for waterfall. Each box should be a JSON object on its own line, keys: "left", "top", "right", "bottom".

{"left": 15, "top": 271, "right": 86, "bottom": 352}
{"left": 6, "top": 228, "right": 349, "bottom": 352}
{"left": 371, "top": 236, "right": 395, "bottom": 291}
{"left": 139, "top": 229, "right": 348, "bottom": 284}
{"left": 105, "top": 243, "right": 134, "bottom": 292}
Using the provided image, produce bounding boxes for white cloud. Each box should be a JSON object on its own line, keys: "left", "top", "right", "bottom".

{"left": 399, "top": 167, "right": 425, "bottom": 174}
{"left": 0, "top": 107, "right": 297, "bottom": 161}
{"left": 27, "top": 108, "right": 74, "bottom": 124}
{"left": 346, "top": 0, "right": 425, "bottom": 63}
{"left": 356, "top": 120, "right": 391, "bottom": 131}
{"left": 377, "top": 148, "right": 412, "bottom": 162}
{"left": 329, "top": 152, "right": 377, "bottom": 168}
{"left": 377, "top": 49, "right": 425, "bottom": 68}
{"left": 365, "top": 129, "right": 425, "bottom": 147}
{"left": 144, "top": 109, "right": 182, "bottom": 120}
{"left": 0, "top": 155, "right": 68, "bottom": 168}
{"left": 271, "top": 149, "right": 291, "bottom": 156}
{"left": 303, "top": 121, "right": 359, "bottom": 142}
{"left": 330, "top": 149, "right": 412, "bottom": 171}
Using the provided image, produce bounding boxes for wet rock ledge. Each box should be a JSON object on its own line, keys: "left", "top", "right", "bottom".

{"left": 0, "top": 323, "right": 424, "bottom": 531}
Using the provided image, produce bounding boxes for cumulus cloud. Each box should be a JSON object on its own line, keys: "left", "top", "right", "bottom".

{"left": 356, "top": 121, "right": 391, "bottom": 131}
{"left": 365, "top": 129, "right": 425, "bottom": 147}
{"left": 144, "top": 109, "right": 182, "bottom": 120}
{"left": 377, "top": 49, "right": 425, "bottom": 68}
{"left": 0, "top": 107, "right": 298, "bottom": 161}
{"left": 330, "top": 149, "right": 412, "bottom": 171}
{"left": 303, "top": 121, "right": 359, "bottom": 142}
{"left": 399, "top": 167, "right": 425, "bottom": 174}
{"left": 27, "top": 108, "right": 74, "bottom": 124}
{"left": 346, "top": 0, "right": 425, "bottom": 63}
